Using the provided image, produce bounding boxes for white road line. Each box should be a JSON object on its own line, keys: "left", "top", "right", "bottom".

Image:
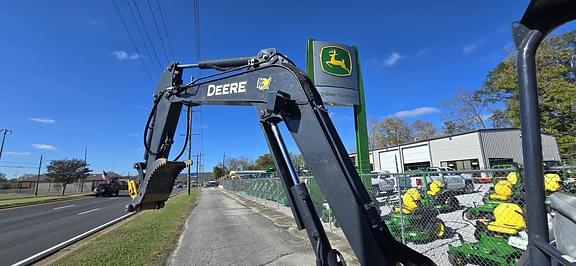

{"left": 11, "top": 212, "right": 134, "bottom": 266}
{"left": 53, "top": 205, "right": 75, "bottom": 210}
{"left": 77, "top": 208, "right": 100, "bottom": 215}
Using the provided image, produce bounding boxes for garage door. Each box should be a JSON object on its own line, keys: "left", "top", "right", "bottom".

{"left": 379, "top": 150, "right": 400, "bottom": 173}
{"left": 402, "top": 145, "right": 430, "bottom": 164}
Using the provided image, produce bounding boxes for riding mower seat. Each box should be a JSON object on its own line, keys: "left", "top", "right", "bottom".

{"left": 549, "top": 192, "right": 576, "bottom": 259}
{"left": 489, "top": 172, "right": 519, "bottom": 201}
{"left": 485, "top": 203, "right": 526, "bottom": 235}
{"left": 395, "top": 188, "right": 421, "bottom": 214}
{"left": 427, "top": 180, "right": 443, "bottom": 197}
{"left": 544, "top": 173, "right": 561, "bottom": 192}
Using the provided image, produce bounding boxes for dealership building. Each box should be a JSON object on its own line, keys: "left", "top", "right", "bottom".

{"left": 350, "top": 128, "right": 560, "bottom": 173}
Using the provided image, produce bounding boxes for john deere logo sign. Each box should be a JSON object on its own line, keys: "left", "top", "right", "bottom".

{"left": 320, "top": 46, "right": 352, "bottom": 77}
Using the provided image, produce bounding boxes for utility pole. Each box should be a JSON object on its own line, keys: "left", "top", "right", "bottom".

{"left": 0, "top": 129, "right": 13, "bottom": 160}
{"left": 81, "top": 146, "right": 87, "bottom": 193}
{"left": 35, "top": 155, "right": 43, "bottom": 196}
{"left": 187, "top": 128, "right": 192, "bottom": 196}
{"left": 222, "top": 152, "right": 226, "bottom": 178}
{"left": 196, "top": 154, "right": 200, "bottom": 186}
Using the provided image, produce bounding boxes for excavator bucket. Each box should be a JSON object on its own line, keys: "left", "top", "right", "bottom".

{"left": 126, "top": 158, "right": 191, "bottom": 212}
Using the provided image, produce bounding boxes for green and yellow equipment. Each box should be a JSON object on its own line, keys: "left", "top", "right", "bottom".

{"left": 448, "top": 202, "right": 527, "bottom": 265}
{"left": 383, "top": 188, "right": 447, "bottom": 243}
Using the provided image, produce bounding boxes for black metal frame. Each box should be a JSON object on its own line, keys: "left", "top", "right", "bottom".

{"left": 515, "top": 1, "right": 576, "bottom": 265}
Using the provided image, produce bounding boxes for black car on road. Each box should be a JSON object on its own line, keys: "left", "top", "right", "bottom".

{"left": 94, "top": 183, "right": 120, "bottom": 197}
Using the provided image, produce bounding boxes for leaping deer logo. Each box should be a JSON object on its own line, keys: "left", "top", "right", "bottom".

{"left": 326, "top": 49, "right": 350, "bottom": 73}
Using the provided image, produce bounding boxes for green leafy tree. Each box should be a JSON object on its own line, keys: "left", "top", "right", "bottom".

{"left": 290, "top": 153, "right": 309, "bottom": 173}
{"left": 254, "top": 154, "right": 275, "bottom": 170}
{"left": 0, "top": 172, "right": 7, "bottom": 182}
{"left": 212, "top": 166, "right": 223, "bottom": 180}
{"left": 476, "top": 30, "right": 576, "bottom": 159}
{"left": 46, "top": 159, "right": 91, "bottom": 195}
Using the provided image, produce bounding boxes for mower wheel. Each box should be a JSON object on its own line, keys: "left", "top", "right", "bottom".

{"left": 447, "top": 195, "right": 460, "bottom": 211}
{"left": 464, "top": 182, "right": 474, "bottom": 193}
{"left": 371, "top": 186, "right": 380, "bottom": 197}
{"left": 433, "top": 218, "right": 446, "bottom": 239}
{"left": 448, "top": 253, "right": 464, "bottom": 266}
{"left": 464, "top": 209, "right": 475, "bottom": 220}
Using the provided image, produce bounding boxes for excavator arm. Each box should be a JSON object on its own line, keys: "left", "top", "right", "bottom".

{"left": 126, "top": 48, "right": 434, "bottom": 265}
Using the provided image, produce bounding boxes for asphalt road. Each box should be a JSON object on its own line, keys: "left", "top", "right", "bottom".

{"left": 0, "top": 188, "right": 184, "bottom": 266}
{"left": 169, "top": 189, "right": 314, "bottom": 266}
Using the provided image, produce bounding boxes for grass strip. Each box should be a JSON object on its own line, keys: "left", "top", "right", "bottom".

{"left": 0, "top": 193, "right": 94, "bottom": 209}
{"left": 49, "top": 190, "right": 200, "bottom": 266}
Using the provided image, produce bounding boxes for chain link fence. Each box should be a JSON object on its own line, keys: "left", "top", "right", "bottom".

{"left": 0, "top": 181, "right": 95, "bottom": 199}
{"left": 222, "top": 166, "right": 576, "bottom": 265}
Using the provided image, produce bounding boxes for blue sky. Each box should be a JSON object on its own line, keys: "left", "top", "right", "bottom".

{"left": 0, "top": 0, "right": 574, "bottom": 178}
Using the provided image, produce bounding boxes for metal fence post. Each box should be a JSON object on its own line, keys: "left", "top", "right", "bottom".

{"left": 396, "top": 174, "right": 405, "bottom": 244}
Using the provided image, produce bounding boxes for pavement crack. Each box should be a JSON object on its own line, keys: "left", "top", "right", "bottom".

{"left": 258, "top": 251, "right": 295, "bottom": 266}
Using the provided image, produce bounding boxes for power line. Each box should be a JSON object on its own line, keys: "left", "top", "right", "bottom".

{"left": 112, "top": 0, "right": 155, "bottom": 86}
{"left": 131, "top": 0, "right": 164, "bottom": 68}
{"left": 156, "top": 0, "right": 176, "bottom": 60}
{"left": 192, "top": 0, "right": 205, "bottom": 172}
{"left": 146, "top": 0, "right": 170, "bottom": 62}
{"left": 127, "top": 0, "right": 163, "bottom": 70}
{"left": 194, "top": 0, "right": 201, "bottom": 63}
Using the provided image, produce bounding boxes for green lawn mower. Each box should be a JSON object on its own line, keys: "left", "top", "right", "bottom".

{"left": 383, "top": 188, "right": 447, "bottom": 243}
{"left": 448, "top": 202, "right": 527, "bottom": 265}
{"left": 464, "top": 171, "right": 524, "bottom": 220}
{"left": 422, "top": 178, "right": 460, "bottom": 213}
{"left": 448, "top": 233, "right": 524, "bottom": 266}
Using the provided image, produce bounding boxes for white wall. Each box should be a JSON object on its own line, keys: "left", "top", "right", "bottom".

{"left": 429, "top": 133, "right": 484, "bottom": 168}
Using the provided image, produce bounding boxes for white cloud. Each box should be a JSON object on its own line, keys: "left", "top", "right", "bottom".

{"left": 111, "top": 50, "right": 141, "bottom": 60}
{"left": 30, "top": 117, "right": 55, "bottom": 124}
{"left": 393, "top": 107, "right": 440, "bottom": 118}
{"left": 384, "top": 52, "right": 403, "bottom": 66}
{"left": 4, "top": 151, "right": 31, "bottom": 156}
{"left": 462, "top": 40, "right": 485, "bottom": 55}
{"left": 416, "top": 48, "right": 429, "bottom": 56}
{"left": 31, "top": 144, "right": 57, "bottom": 151}
{"left": 462, "top": 44, "right": 478, "bottom": 54}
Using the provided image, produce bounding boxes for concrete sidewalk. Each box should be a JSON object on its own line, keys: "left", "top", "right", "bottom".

{"left": 169, "top": 189, "right": 315, "bottom": 265}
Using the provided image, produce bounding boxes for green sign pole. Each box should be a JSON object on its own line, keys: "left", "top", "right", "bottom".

{"left": 306, "top": 39, "right": 372, "bottom": 191}
{"left": 352, "top": 47, "right": 372, "bottom": 190}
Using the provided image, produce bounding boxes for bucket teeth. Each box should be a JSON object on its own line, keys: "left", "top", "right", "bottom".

{"left": 126, "top": 159, "right": 190, "bottom": 212}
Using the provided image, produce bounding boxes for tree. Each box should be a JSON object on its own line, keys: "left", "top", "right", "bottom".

{"left": 476, "top": 30, "right": 576, "bottom": 160}
{"left": 254, "top": 154, "right": 275, "bottom": 170}
{"left": 46, "top": 159, "right": 91, "bottom": 195}
{"left": 368, "top": 118, "right": 386, "bottom": 149}
{"left": 212, "top": 166, "right": 223, "bottom": 180}
{"left": 226, "top": 156, "right": 254, "bottom": 172}
{"left": 442, "top": 120, "right": 469, "bottom": 136}
{"left": 290, "top": 153, "right": 309, "bottom": 173}
{"left": 412, "top": 120, "right": 437, "bottom": 140}
{"left": 0, "top": 172, "right": 6, "bottom": 182}
{"left": 381, "top": 117, "right": 414, "bottom": 146}
{"left": 442, "top": 88, "right": 487, "bottom": 132}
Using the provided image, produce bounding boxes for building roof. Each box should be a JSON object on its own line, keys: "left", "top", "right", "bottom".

{"left": 350, "top": 128, "right": 553, "bottom": 155}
